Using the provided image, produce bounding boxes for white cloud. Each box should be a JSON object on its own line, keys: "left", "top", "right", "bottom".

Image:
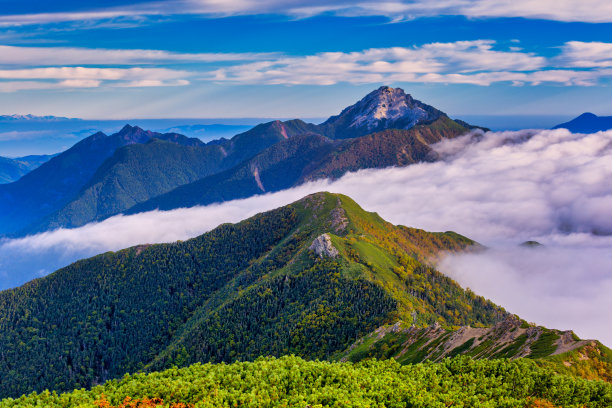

{"left": 0, "top": 67, "right": 188, "bottom": 81}
{"left": 0, "top": 0, "right": 610, "bottom": 25}
{"left": 0, "top": 67, "right": 192, "bottom": 91}
{"left": 211, "top": 41, "right": 610, "bottom": 86}
{"left": 0, "top": 45, "right": 279, "bottom": 66}
{"left": 1, "top": 127, "right": 612, "bottom": 345}
{"left": 1, "top": 40, "right": 612, "bottom": 89}
{"left": 438, "top": 245, "right": 612, "bottom": 345}
{"left": 559, "top": 41, "right": 612, "bottom": 68}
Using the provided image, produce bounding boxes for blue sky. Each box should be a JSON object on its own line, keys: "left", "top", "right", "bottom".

{"left": 0, "top": 0, "right": 611, "bottom": 119}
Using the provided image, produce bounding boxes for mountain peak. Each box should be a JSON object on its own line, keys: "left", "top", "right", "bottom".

{"left": 320, "top": 86, "right": 446, "bottom": 139}
{"left": 553, "top": 112, "right": 612, "bottom": 133}
{"left": 118, "top": 124, "right": 141, "bottom": 134}
{"left": 353, "top": 86, "right": 420, "bottom": 127}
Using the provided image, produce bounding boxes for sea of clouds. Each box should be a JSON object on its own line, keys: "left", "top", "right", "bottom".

{"left": 1, "top": 127, "right": 611, "bottom": 345}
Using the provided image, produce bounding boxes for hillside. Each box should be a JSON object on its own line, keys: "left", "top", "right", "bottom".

{"left": 126, "top": 133, "right": 339, "bottom": 213}
{"left": 337, "top": 316, "right": 612, "bottom": 383}
{"left": 30, "top": 139, "right": 230, "bottom": 231}
{"left": 1, "top": 356, "right": 609, "bottom": 408}
{"left": 553, "top": 113, "right": 612, "bottom": 133}
{"left": 0, "top": 192, "right": 502, "bottom": 397}
{"left": 127, "top": 116, "right": 467, "bottom": 214}
{"left": 0, "top": 154, "right": 55, "bottom": 184}
{"left": 0, "top": 125, "right": 205, "bottom": 236}
{"left": 0, "top": 157, "right": 30, "bottom": 184}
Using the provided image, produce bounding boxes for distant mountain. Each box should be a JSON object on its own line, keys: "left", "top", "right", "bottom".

{"left": 0, "top": 114, "right": 78, "bottom": 122}
{"left": 159, "top": 124, "right": 253, "bottom": 140}
{"left": 3, "top": 86, "right": 477, "bottom": 236}
{"left": 0, "top": 125, "right": 205, "bottom": 235}
{"left": 30, "top": 139, "right": 229, "bottom": 231}
{"left": 223, "top": 119, "right": 321, "bottom": 163}
{"left": 4, "top": 119, "right": 321, "bottom": 235}
{"left": 0, "top": 192, "right": 607, "bottom": 398}
{"left": 127, "top": 132, "right": 339, "bottom": 213}
{"left": 553, "top": 112, "right": 612, "bottom": 133}
{"left": 0, "top": 154, "right": 56, "bottom": 184}
{"left": 319, "top": 86, "right": 446, "bottom": 139}
{"left": 128, "top": 116, "right": 467, "bottom": 214}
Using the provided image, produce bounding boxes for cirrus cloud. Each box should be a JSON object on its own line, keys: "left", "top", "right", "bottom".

{"left": 0, "top": 45, "right": 279, "bottom": 66}
{"left": 0, "top": 0, "right": 611, "bottom": 25}
{"left": 0, "top": 67, "right": 191, "bottom": 91}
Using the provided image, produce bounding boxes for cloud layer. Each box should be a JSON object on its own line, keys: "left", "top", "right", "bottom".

{"left": 438, "top": 246, "right": 612, "bottom": 345}
{"left": 1, "top": 127, "right": 612, "bottom": 345}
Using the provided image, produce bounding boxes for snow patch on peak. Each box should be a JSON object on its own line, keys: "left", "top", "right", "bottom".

{"left": 349, "top": 86, "right": 428, "bottom": 131}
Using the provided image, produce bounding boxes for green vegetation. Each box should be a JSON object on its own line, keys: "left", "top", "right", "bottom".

{"left": 0, "top": 204, "right": 300, "bottom": 397}
{"left": 448, "top": 337, "right": 476, "bottom": 358}
{"left": 0, "top": 192, "right": 503, "bottom": 398}
{"left": 38, "top": 139, "right": 230, "bottom": 230}
{"left": 1, "top": 356, "right": 610, "bottom": 408}
{"left": 538, "top": 342, "right": 612, "bottom": 383}
{"left": 493, "top": 334, "right": 528, "bottom": 359}
{"left": 529, "top": 331, "right": 562, "bottom": 359}
{"left": 336, "top": 315, "right": 612, "bottom": 383}
{"left": 1, "top": 191, "right": 608, "bottom": 400}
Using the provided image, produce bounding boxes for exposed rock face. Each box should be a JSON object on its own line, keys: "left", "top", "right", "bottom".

{"left": 330, "top": 198, "right": 349, "bottom": 233}
{"left": 319, "top": 86, "right": 445, "bottom": 138}
{"left": 349, "top": 86, "right": 429, "bottom": 130}
{"left": 309, "top": 233, "right": 339, "bottom": 258}
{"left": 340, "top": 315, "right": 597, "bottom": 365}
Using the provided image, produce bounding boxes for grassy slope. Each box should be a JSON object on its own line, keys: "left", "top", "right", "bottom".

{"left": 336, "top": 318, "right": 612, "bottom": 383}
{"left": 147, "top": 193, "right": 503, "bottom": 371}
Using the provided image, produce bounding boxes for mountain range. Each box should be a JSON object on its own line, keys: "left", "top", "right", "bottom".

{"left": 0, "top": 90, "right": 610, "bottom": 401}
{"left": 0, "top": 86, "right": 476, "bottom": 236}
{"left": 0, "top": 192, "right": 608, "bottom": 399}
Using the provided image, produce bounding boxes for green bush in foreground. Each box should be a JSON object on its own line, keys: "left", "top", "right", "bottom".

{"left": 1, "top": 356, "right": 610, "bottom": 408}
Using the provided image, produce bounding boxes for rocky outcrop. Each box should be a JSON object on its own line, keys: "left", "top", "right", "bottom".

{"left": 309, "top": 233, "right": 339, "bottom": 258}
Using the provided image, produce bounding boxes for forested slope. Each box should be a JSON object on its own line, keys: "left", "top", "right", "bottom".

{"left": 31, "top": 139, "right": 230, "bottom": 230}
{"left": 127, "top": 116, "right": 467, "bottom": 214}
{"left": 0, "top": 192, "right": 496, "bottom": 397}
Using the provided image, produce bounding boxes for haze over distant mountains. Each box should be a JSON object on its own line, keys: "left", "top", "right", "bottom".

{"left": 0, "top": 115, "right": 255, "bottom": 157}
{"left": 0, "top": 86, "right": 477, "bottom": 236}
{"left": 0, "top": 154, "right": 55, "bottom": 184}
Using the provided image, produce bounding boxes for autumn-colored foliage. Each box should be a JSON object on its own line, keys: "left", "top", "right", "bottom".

{"left": 95, "top": 395, "right": 193, "bottom": 408}
{"left": 525, "top": 398, "right": 561, "bottom": 408}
